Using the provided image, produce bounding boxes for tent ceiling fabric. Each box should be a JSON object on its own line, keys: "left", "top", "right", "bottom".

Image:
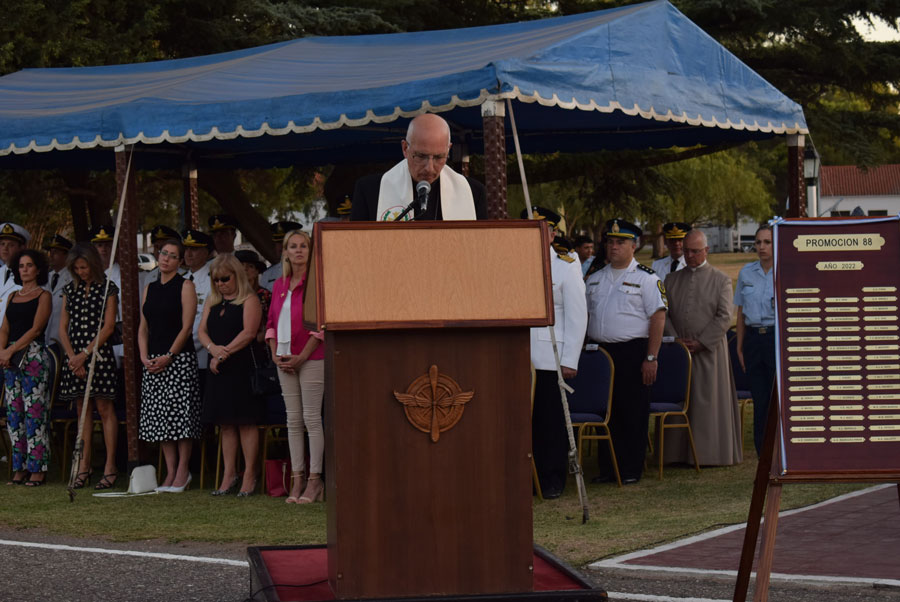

{"left": 0, "top": 0, "right": 807, "bottom": 170}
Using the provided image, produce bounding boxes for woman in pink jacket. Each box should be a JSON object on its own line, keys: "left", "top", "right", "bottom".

{"left": 266, "top": 229, "right": 325, "bottom": 504}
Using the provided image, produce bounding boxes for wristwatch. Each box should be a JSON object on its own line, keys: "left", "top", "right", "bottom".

{"left": 164, "top": 351, "right": 174, "bottom": 359}
{"left": 645, "top": 354, "right": 657, "bottom": 362}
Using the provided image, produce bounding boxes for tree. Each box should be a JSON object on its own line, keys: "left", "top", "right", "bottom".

{"left": 556, "top": 0, "right": 900, "bottom": 167}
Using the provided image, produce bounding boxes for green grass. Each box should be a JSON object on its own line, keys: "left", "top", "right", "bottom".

{"left": 0, "top": 249, "right": 860, "bottom": 566}
{"left": 0, "top": 416, "right": 865, "bottom": 567}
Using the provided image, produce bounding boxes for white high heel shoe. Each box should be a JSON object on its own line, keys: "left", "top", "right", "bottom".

{"left": 167, "top": 472, "right": 192, "bottom": 493}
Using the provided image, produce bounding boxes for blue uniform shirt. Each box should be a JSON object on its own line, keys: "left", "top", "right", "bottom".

{"left": 733, "top": 261, "right": 775, "bottom": 327}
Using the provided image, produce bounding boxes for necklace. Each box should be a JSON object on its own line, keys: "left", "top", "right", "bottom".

{"left": 17, "top": 285, "right": 39, "bottom": 296}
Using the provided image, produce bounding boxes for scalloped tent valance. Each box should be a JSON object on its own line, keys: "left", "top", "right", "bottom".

{"left": 0, "top": 0, "right": 807, "bottom": 170}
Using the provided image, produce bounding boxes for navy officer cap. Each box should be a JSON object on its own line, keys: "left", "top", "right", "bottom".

{"left": 519, "top": 206, "right": 561, "bottom": 228}
{"left": 604, "top": 218, "right": 642, "bottom": 240}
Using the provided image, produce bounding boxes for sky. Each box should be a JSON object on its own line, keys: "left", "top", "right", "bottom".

{"left": 855, "top": 16, "right": 900, "bottom": 41}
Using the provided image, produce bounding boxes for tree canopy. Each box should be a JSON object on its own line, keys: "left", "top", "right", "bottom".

{"left": 1, "top": 0, "right": 897, "bottom": 249}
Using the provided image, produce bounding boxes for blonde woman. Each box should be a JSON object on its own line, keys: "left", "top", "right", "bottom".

{"left": 58, "top": 243, "right": 119, "bottom": 490}
{"left": 266, "top": 229, "right": 325, "bottom": 504}
{"left": 198, "top": 254, "right": 263, "bottom": 496}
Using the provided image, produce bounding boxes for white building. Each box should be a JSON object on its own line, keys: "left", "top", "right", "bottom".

{"left": 818, "top": 164, "right": 900, "bottom": 217}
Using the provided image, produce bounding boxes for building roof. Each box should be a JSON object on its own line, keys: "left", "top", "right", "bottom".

{"left": 820, "top": 165, "right": 900, "bottom": 197}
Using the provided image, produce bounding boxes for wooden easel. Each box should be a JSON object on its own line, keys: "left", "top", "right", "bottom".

{"left": 734, "top": 390, "right": 900, "bottom": 602}
{"left": 734, "top": 216, "right": 900, "bottom": 602}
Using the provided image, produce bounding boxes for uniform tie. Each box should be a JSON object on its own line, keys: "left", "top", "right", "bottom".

{"left": 670, "top": 259, "right": 678, "bottom": 273}
{"left": 51, "top": 272, "right": 59, "bottom": 291}
{"left": 188, "top": 273, "right": 194, "bottom": 281}
{"left": 3, "top": 269, "right": 9, "bottom": 284}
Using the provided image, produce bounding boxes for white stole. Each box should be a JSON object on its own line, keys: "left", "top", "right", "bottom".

{"left": 375, "top": 160, "right": 475, "bottom": 221}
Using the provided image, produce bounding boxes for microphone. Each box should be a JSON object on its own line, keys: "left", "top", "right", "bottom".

{"left": 416, "top": 181, "right": 431, "bottom": 216}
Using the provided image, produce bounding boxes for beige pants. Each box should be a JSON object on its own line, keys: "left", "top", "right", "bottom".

{"left": 277, "top": 359, "right": 325, "bottom": 474}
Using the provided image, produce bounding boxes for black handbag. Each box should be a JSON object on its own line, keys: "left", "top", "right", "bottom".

{"left": 9, "top": 348, "right": 26, "bottom": 370}
{"left": 249, "top": 345, "right": 280, "bottom": 397}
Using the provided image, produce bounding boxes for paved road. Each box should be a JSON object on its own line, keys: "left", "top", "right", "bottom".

{"left": 0, "top": 528, "right": 250, "bottom": 602}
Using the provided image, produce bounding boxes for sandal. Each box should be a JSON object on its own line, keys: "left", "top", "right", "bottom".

{"left": 94, "top": 473, "right": 118, "bottom": 490}
{"left": 6, "top": 478, "right": 25, "bottom": 486}
{"left": 285, "top": 471, "right": 306, "bottom": 504}
{"left": 298, "top": 475, "right": 324, "bottom": 504}
{"left": 25, "top": 478, "right": 45, "bottom": 487}
{"left": 72, "top": 471, "right": 91, "bottom": 489}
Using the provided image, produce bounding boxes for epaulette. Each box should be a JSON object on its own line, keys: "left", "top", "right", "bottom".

{"left": 637, "top": 264, "right": 655, "bottom": 275}
{"left": 556, "top": 251, "right": 575, "bottom": 263}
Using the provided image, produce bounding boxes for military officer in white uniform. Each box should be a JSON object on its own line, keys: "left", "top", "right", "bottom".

{"left": 523, "top": 207, "right": 587, "bottom": 498}
{"left": 42, "top": 234, "right": 74, "bottom": 349}
{"left": 650, "top": 222, "right": 690, "bottom": 276}
{"left": 182, "top": 229, "right": 214, "bottom": 370}
{"left": 0, "top": 223, "right": 28, "bottom": 322}
{"left": 585, "top": 218, "right": 667, "bottom": 484}
{"left": 260, "top": 220, "right": 301, "bottom": 292}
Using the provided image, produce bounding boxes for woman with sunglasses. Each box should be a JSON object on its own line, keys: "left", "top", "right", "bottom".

{"left": 266, "top": 229, "right": 325, "bottom": 504}
{"left": 138, "top": 239, "right": 201, "bottom": 492}
{"left": 1, "top": 250, "right": 52, "bottom": 486}
{"left": 198, "top": 254, "right": 263, "bottom": 496}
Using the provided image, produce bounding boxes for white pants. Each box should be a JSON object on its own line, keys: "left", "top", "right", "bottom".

{"left": 277, "top": 359, "right": 325, "bottom": 474}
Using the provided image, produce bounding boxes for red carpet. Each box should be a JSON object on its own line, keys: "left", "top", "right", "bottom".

{"left": 257, "top": 546, "right": 589, "bottom": 601}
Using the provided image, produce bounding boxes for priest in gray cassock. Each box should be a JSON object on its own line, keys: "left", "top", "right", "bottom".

{"left": 662, "top": 229, "right": 742, "bottom": 466}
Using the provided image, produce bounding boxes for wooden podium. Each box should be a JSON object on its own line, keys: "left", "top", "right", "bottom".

{"left": 305, "top": 220, "right": 553, "bottom": 599}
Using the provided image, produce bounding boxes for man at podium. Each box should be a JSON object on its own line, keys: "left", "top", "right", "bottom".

{"left": 350, "top": 113, "right": 487, "bottom": 221}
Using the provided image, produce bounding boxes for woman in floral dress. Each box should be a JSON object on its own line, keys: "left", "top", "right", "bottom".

{"left": 1, "top": 250, "right": 52, "bottom": 486}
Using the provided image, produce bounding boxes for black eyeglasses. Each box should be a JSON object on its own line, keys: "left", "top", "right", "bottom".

{"left": 213, "top": 275, "right": 232, "bottom": 283}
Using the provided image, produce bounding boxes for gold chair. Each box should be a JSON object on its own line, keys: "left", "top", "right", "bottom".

{"left": 727, "top": 330, "right": 753, "bottom": 442}
{"left": 565, "top": 348, "right": 620, "bottom": 487}
{"left": 648, "top": 341, "right": 700, "bottom": 479}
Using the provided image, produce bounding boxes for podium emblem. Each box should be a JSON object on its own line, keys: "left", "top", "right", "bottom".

{"left": 394, "top": 365, "right": 474, "bottom": 442}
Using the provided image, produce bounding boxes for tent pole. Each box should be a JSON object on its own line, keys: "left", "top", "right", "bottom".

{"left": 507, "top": 98, "right": 590, "bottom": 523}
{"left": 182, "top": 161, "right": 199, "bottom": 230}
{"left": 786, "top": 135, "right": 807, "bottom": 218}
{"left": 480, "top": 100, "right": 508, "bottom": 219}
{"left": 115, "top": 146, "right": 143, "bottom": 472}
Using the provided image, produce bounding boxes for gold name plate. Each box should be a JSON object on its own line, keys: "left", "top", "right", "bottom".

{"left": 794, "top": 234, "right": 885, "bottom": 251}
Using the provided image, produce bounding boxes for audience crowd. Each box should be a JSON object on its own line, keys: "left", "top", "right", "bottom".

{"left": 1, "top": 208, "right": 770, "bottom": 500}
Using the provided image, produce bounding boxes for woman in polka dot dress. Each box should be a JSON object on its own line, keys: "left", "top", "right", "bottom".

{"left": 137, "top": 238, "right": 201, "bottom": 493}
{"left": 58, "top": 243, "right": 120, "bottom": 490}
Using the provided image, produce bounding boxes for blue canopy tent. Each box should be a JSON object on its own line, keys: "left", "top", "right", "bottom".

{"left": 0, "top": 0, "right": 807, "bottom": 171}
{"left": 0, "top": 0, "right": 811, "bottom": 479}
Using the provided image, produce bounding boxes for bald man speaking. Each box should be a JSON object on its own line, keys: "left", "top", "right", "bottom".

{"left": 351, "top": 114, "right": 487, "bottom": 221}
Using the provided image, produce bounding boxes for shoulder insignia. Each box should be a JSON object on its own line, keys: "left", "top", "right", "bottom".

{"left": 657, "top": 280, "right": 668, "bottom": 308}
{"left": 637, "top": 264, "right": 655, "bottom": 275}
{"left": 556, "top": 252, "right": 575, "bottom": 263}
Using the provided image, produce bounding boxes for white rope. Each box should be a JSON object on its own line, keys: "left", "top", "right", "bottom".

{"left": 68, "top": 145, "right": 132, "bottom": 500}
{"left": 507, "top": 98, "right": 589, "bottom": 522}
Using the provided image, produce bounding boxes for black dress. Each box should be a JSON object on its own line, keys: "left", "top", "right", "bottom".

{"left": 139, "top": 274, "right": 202, "bottom": 441}
{"left": 58, "top": 278, "right": 118, "bottom": 402}
{"left": 201, "top": 299, "right": 263, "bottom": 425}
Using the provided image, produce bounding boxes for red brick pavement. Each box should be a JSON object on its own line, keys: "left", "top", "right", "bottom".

{"left": 595, "top": 485, "right": 900, "bottom": 584}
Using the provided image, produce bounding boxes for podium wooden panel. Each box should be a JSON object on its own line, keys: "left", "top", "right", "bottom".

{"left": 308, "top": 220, "right": 552, "bottom": 600}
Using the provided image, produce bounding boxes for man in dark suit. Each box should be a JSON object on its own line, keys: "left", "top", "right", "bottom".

{"left": 351, "top": 113, "right": 487, "bottom": 221}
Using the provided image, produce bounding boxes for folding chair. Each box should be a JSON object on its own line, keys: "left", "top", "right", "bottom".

{"left": 727, "top": 329, "right": 753, "bottom": 441}
{"left": 565, "top": 347, "right": 620, "bottom": 487}
{"left": 649, "top": 341, "right": 700, "bottom": 479}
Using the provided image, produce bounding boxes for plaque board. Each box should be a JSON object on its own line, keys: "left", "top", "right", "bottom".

{"left": 774, "top": 216, "right": 900, "bottom": 479}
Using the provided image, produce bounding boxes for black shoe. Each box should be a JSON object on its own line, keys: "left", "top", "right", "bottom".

{"left": 542, "top": 488, "right": 562, "bottom": 499}
{"left": 590, "top": 474, "right": 615, "bottom": 484}
{"left": 622, "top": 477, "right": 640, "bottom": 485}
